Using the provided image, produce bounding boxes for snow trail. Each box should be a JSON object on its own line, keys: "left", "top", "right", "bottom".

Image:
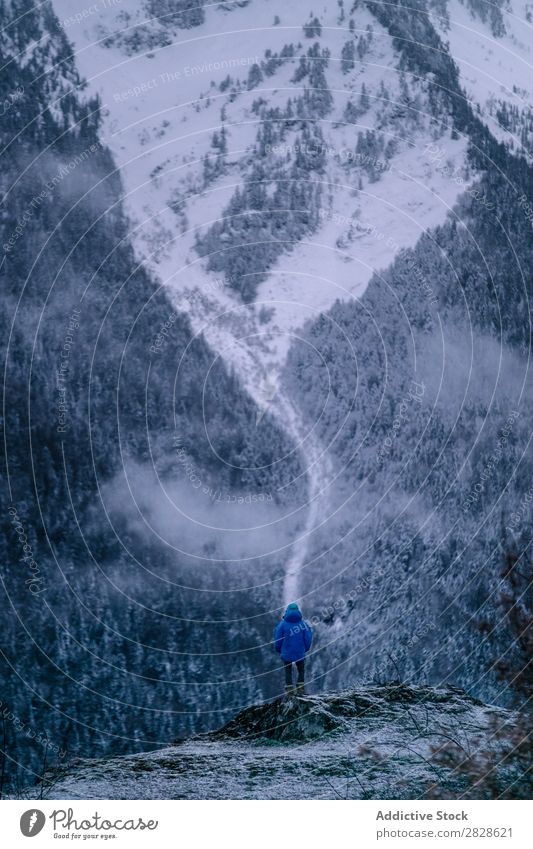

{"left": 273, "top": 391, "right": 333, "bottom": 606}
{"left": 177, "top": 286, "right": 333, "bottom": 606}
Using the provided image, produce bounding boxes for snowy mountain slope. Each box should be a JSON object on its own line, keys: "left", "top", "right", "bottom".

{"left": 0, "top": 0, "right": 310, "bottom": 789}
{"left": 52, "top": 0, "right": 471, "bottom": 355}
{"left": 4, "top": 0, "right": 532, "bottom": 796}
{"left": 51, "top": 0, "right": 479, "bottom": 604}
{"left": 27, "top": 685, "right": 525, "bottom": 800}
{"left": 276, "top": 2, "right": 533, "bottom": 703}
{"left": 433, "top": 0, "right": 533, "bottom": 156}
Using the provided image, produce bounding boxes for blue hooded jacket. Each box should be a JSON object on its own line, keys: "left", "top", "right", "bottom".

{"left": 274, "top": 604, "right": 313, "bottom": 662}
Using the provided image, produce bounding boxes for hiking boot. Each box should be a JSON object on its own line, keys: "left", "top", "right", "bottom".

{"left": 297, "top": 682, "right": 305, "bottom": 695}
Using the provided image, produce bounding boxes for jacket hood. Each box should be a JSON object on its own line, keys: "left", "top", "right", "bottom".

{"left": 283, "top": 603, "right": 303, "bottom": 624}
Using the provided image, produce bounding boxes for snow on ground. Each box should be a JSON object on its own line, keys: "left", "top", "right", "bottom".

{"left": 50, "top": 0, "right": 474, "bottom": 602}
{"left": 28, "top": 685, "right": 513, "bottom": 800}
{"left": 435, "top": 0, "right": 533, "bottom": 154}
{"left": 52, "top": 0, "right": 470, "bottom": 367}
{"left": 257, "top": 135, "right": 469, "bottom": 352}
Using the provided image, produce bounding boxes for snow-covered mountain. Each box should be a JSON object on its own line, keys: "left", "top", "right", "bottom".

{"left": 53, "top": 0, "right": 472, "bottom": 342}
{"left": 50, "top": 0, "right": 533, "bottom": 647}
{"left": 2, "top": 0, "right": 532, "bottom": 796}
{"left": 50, "top": 0, "right": 507, "bottom": 606}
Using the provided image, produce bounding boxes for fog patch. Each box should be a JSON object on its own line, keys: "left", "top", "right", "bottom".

{"left": 101, "top": 460, "right": 298, "bottom": 563}
{"left": 418, "top": 326, "right": 527, "bottom": 415}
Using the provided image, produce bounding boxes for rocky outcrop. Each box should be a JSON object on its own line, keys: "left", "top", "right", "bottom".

{"left": 26, "top": 685, "right": 526, "bottom": 800}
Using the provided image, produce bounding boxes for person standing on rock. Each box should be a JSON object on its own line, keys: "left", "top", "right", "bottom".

{"left": 274, "top": 602, "right": 313, "bottom": 696}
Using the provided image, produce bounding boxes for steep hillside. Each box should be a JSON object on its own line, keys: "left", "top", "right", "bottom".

{"left": 53, "top": 0, "right": 533, "bottom": 695}
{"left": 55, "top": 0, "right": 471, "bottom": 332}
{"left": 0, "top": 0, "right": 302, "bottom": 794}
{"left": 2, "top": 0, "right": 531, "bottom": 798}
{"left": 434, "top": 0, "right": 533, "bottom": 156}
{"left": 284, "top": 0, "right": 533, "bottom": 700}
{"left": 53, "top": 0, "right": 481, "bottom": 610}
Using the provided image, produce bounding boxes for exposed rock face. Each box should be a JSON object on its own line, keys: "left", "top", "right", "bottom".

{"left": 207, "top": 684, "right": 483, "bottom": 744}
{"left": 28, "top": 685, "right": 526, "bottom": 800}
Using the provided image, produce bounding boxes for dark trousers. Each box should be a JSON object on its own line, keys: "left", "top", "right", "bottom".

{"left": 284, "top": 659, "right": 305, "bottom": 685}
